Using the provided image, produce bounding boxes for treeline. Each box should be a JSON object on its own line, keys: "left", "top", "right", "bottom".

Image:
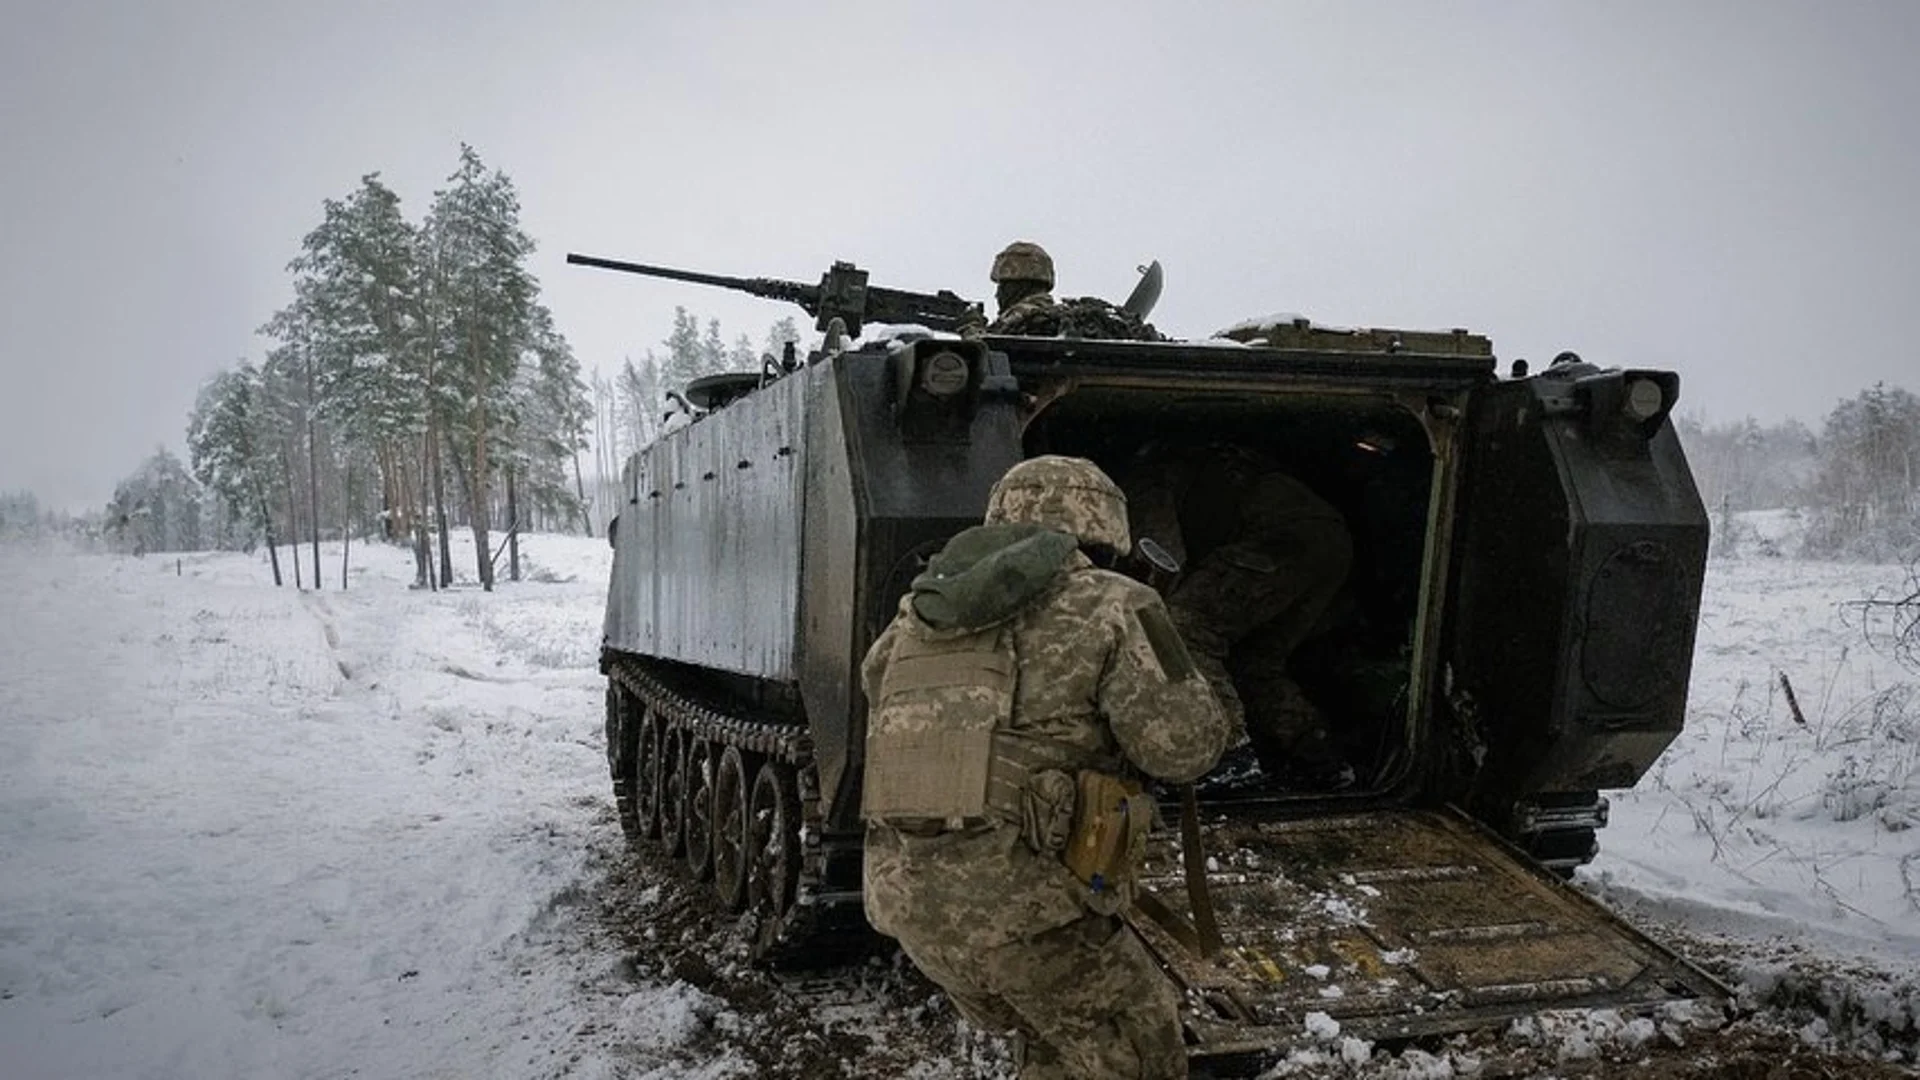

{"left": 85, "top": 374, "right": 1920, "bottom": 569}
{"left": 1679, "top": 382, "right": 1920, "bottom": 559}
{"left": 0, "top": 491, "right": 44, "bottom": 537}
{"left": 148, "top": 145, "right": 585, "bottom": 591}
{"left": 99, "top": 143, "right": 806, "bottom": 583}
{"left": 0, "top": 491, "right": 88, "bottom": 545}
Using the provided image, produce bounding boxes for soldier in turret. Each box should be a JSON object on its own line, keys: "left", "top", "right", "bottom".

{"left": 979, "top": 242, "right": 1163, "bottom": 341}
{"left": 985, "top": 241, "right": 1059, "bottom": 334}
{"left": 861, "top": 455, "right": 1229, "bottom": 1079}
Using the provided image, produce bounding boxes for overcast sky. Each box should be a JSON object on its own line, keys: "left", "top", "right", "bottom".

{"left": 3, "top": 1, "right": 1916, "bottom": 511}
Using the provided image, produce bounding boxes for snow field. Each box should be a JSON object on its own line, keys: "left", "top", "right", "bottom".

{"left": 3, "top": 526, "right": 1918, "bottom": 1076}
{"left": 1584, "top": 554, "right": 1920, "bottom": 1061}
{"left": 0, "top": 535, "right": 623, "bottom": 1079}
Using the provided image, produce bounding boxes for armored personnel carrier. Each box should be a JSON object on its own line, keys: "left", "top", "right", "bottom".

{"left": 579, "top": 252, "right": 1722, "bottom": 1065}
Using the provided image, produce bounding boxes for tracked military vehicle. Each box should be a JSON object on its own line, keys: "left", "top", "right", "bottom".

{"left": 580, "top": 251, "right": 1723, "bottom": 1066}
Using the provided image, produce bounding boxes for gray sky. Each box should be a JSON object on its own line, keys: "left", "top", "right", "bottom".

{"left": 4, "top": 1, "right": 1916, "bottom": 512}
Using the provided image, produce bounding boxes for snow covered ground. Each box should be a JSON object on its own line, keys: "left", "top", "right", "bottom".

{"left": 0, "top": 535, "right": 625, "bottom": 1079}
{"left": 1581, "top": 551, "right": 1920, "bottom": 1065}
{"left": 2, "top": 530, "right": 1917, "bottom": 1077}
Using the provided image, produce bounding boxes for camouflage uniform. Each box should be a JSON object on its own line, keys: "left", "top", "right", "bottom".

{"left": 985, "top": 241, "right": 1059, "bottom": 336}
{"left": 987, "top": 290, "right": 1062, "bottom": 335}
{"left": 1123, "top": 444, "right": 1354, "bottom": 784}
{"left": 862, "top": 456, "right": 1229, "bottom": 1079}
{"left": 990, "top": 294, "right": 1167, "bottom": 341}
{"left": 981, "top": 241, "right": 1163, "bottom": 340}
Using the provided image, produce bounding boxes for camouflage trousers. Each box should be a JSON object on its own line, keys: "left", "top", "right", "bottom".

{"left": 1164, "top": 519, "right": 1352, "bottom": 772}
{"left": 896, "top": 914, "right": 1188, "bottom": 1079}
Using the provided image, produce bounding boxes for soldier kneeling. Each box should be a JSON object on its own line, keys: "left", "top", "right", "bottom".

{"left": 861, "top": 455, "right": 1229, "bottom": 1079}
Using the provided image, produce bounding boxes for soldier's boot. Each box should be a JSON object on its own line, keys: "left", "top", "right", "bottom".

{"left": 1244, "top": 677, "right": 1355, "bottom": 792}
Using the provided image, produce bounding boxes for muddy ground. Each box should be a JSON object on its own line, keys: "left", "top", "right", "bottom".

{"left": 565, "top": 827, "right": 1918, "bottom": 1079}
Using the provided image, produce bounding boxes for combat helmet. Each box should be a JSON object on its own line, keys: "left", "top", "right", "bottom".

{"left": 989, "top": 241, "right": 1055, "bottom": 289}
{"left": 984, "top": 455, "right": 1130, "bottom": 554}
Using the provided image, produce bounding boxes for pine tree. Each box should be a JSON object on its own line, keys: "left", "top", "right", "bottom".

{"left": 109, "top": 449, "right": 203, "bottom": 555}
{"left": 255, "top": 306, "right": 327, "bottom": 589}
{"left": 701, "top": 319, "right": 727, "bottom": 378}
{"left": 728, "top": 332, "right": 758, "bottom": 373}
{"left": 251, "top": 356, "right": 306, "bottom": 588}
{"left": 500, "top": 304, "right": 590, "bottom": 572}
{"left": 0, "top": 491, "right": 43, "bottom": 542}
{"left": 661, "top": 306, "right": 705, "bottom": 395}
{"left": 302, "top": 176, "right": 426, "bottom": 541}
{"left": 423, "top": 144, "right": 538, "bottom": 591}
{"left": 187, "top": 362, "right": 289, "bottom": 583}
{"left": 271, "top": 173, "right": 433, "bottom": 586}
{"left": 762, "top": 316, "right": 802, "bottom": 369}
{"left": 616, "top": 352, "right": 665, "bottom": 452}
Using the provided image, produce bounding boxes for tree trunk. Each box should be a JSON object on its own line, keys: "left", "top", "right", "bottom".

{"left": 255, "top": 482, "right": 284, "bottom": 588}
{"left": 388, "top": 442, "right": 407, "bottom": 546}
{"left": 283, "top": 445, "right": 304, "bottom": 591}
{"left": 432, "top": 424, "right": 453, "bottom": 587}
{"left": 467, "top": 329, "right": 494, "bottom": 593}
{"left": 339, "top": 461, "right": 351, "bottom": 591}
{"left": 411, "top": 433, "right": 433, "bottom": 590}
{"left": 506, "top": 464, "right": 521, "bottom": 583}
{"left": 572, "top": 442, "right": 591, "bottom": 537}
{"left": 423, "top": 328, "right": 452, "bottom": 589}
{"left": 446, "top": 430, "right": 478, "bottom": 586}
{"left": 379, "top": 442, "right": 402, "bottom": 543}
{"left": 305, "top": 354, "right": 322, "bottom": 590}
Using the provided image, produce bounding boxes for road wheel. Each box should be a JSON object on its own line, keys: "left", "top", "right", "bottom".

{"left": 607, "top": 684, "right": 642, "bottom": 844}
{"left": 660, "top": 726, "right": 688, "bottom": 858}
{"left": 633, "top": 704, "right": 662, "bottom": 842}
{"left": 747, "top": 759, "right": 801, "bottom": 955}
{"left": 685, "top": 737, "right": 715, "bottom": 881}
{"left": 711, "top": 745, "right": 757, "bottom": 912}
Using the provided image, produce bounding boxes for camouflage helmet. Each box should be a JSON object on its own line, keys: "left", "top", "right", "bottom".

{"left": 990, "top": 241, "right": 1055, "bottom": 288}
{"left": 984, "top": 455, "right": 1130, "bottom": 553}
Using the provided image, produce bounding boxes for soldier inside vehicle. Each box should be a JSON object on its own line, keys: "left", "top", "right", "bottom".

{"left": 974, "top": 240, "right": 1436, "bottom": 797}
{"left": 1017, "top": 393, "right": 1436, "bottom": 798}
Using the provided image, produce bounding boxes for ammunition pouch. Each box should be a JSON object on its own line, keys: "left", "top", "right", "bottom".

{"left": 1063, "top": 770, "right": 1155, "bottom": 914}
{"left": 1019, "top": 768, "right": 1077, "bottom": 855}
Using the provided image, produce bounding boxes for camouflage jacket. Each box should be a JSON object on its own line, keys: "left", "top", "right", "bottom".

{"left": 985, "top": 291, "right": 1059, "bottom": 335}
{"left": 861, "top": 525, "right": 1228, "bottom": 948}
{"left": 987, "top": 292, "right": 1165, "bottom": 341}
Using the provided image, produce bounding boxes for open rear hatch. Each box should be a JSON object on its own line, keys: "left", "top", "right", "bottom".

{"left": 1131, "top": 807, "right": 1727, "bottom": 1070}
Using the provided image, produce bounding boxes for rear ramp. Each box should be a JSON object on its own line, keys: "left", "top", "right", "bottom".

{"left": 1129, "top": 808, "right": 1728, "bottom": 1069}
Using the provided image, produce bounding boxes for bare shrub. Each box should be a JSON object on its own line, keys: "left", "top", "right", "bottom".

{"left": 1843, "top": 559, "right": 1920, "bottom": 674}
